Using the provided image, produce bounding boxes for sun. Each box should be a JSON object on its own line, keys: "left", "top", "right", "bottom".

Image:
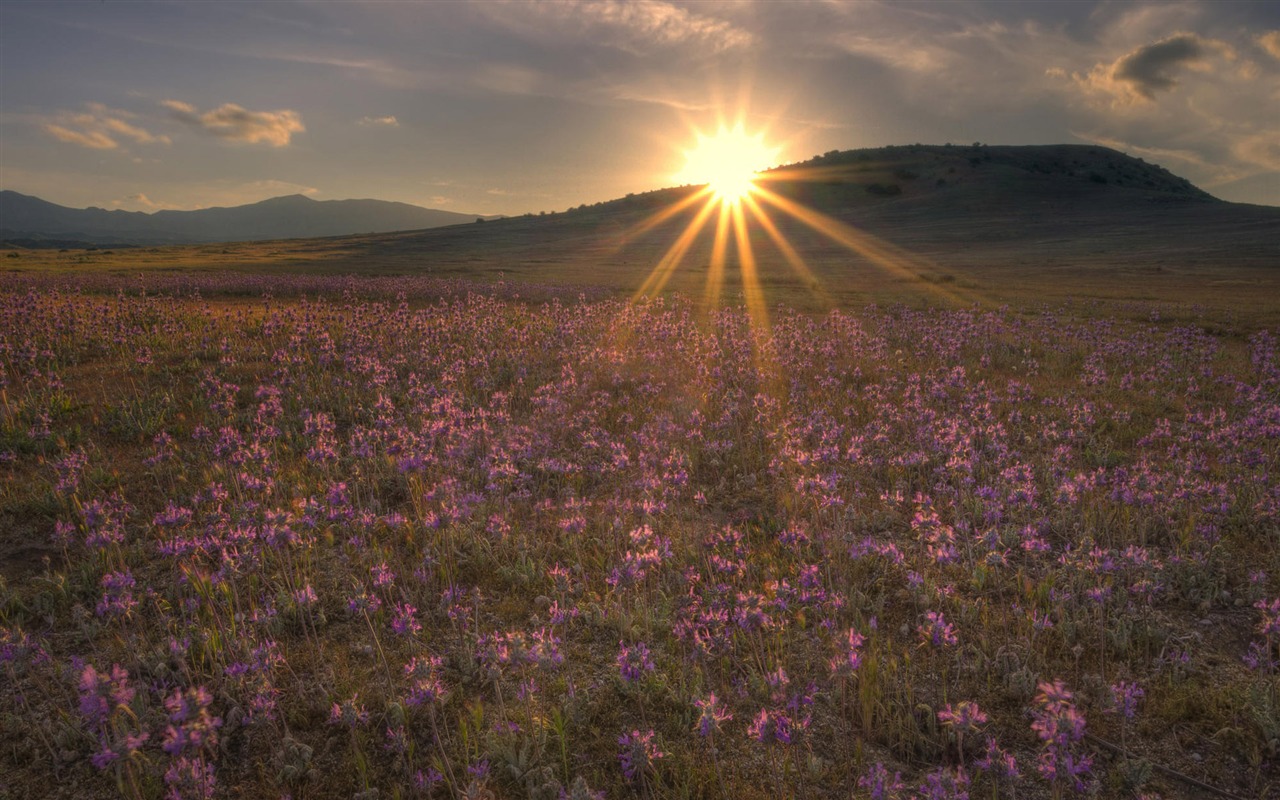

{"left": 676, "top": 123, "right": 780, "bottom": 203}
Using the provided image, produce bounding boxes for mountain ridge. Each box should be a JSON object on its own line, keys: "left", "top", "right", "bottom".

{"left": 4, "top": 145, "right": 1276, "bottom": 264}
{"left": 0, "top": 191, "right": 495, "bottom": 247}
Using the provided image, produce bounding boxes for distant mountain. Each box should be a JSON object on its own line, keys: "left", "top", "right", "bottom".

{"left": 0, "top": 191, "right": 493, "bottom": 246}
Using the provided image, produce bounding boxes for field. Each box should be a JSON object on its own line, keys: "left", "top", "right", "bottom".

{"left": 1, "top": 264, "right": 1278, "bottom": 800}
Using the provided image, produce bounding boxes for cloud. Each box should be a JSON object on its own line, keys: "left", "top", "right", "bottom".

{"left": 40, "top": 103, "right": 170, "bottom": 150}
{"left": 760, "top": 4, "right": 1276, "bottom": 204}
{"left": 1093, "top": 2, "right": 1207, "bottom": 46}
{"left": 359, "top": 115, "right": 399, "bottom": 127}
{"left": 1259, "top": 31, "right": 1280, "bottom": 60}
{"left": 1112, "top": 33, "right": 1214, "bottom": 97}
{"left": 473, "top": 64, "right": 546, "bottom": 96}
{"left": 182, "top": 180, "right": 320, "bottom": 209}
{"left": 162, "top": 100, "right": 304, "bottom": 146}
{"left": 832, "top": 32, "right": 953, "bottom": 74}
{"left": 237, "top": 179, "right": 319, "bottom": 198}
{"left": 608, "top": 90, "right": 715, "bottom": 112}
{"left": 1235, "top": 131, "right": 1280, "bottom": 172}
{"left": 1035, "top": 18, "right": 1278, "bottom": 203}
{"left": 43, "top": 124, "right": 117, "bottom": 150}
{"left": 568, "top": 0, "right": 753, "bottom": 52}
{"left": 1077, "top": 33, "right": 1228, "bottom": 102}
{"left": 483, "top": 0, "right": 753, "bottom": 55}
{"left": 1070, "top": 131, "right": 1211, "bottom": 169}
{"left": 110, "top": 193, "right": 175, "bottom": 211}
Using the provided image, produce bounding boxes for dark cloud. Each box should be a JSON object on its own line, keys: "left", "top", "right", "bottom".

{"left": 1111, "top": 33, "right": 1211, "bottom": 99}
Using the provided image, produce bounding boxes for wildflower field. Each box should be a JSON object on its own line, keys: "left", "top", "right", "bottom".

{"left": 1, "top": 272, "right": 1277, "bottom": 800}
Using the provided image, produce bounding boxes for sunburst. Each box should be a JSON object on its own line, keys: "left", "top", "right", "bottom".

{"left": 629, "top": 120, "right": 974, "bottom": 342}
{"left": 675, "top": 124, "right": 779, "bottom": 205}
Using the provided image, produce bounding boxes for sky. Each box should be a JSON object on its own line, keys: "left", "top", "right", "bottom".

{"left": 2, "top": 1, "right": 1278, "bottom": 215}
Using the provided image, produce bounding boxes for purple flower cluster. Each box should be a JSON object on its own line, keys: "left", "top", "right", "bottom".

{"left": 1031, "top": 680, "right": 1092, "bottom": 793}
{"left": 616, "top": 640, "right": 655, "bottom": 683}
{"left": 617, "top": 728, "right": 664, "bottom": 783}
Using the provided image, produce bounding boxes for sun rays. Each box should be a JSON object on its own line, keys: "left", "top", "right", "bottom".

{"left": 630, "top": 123, "right": 975, "bottom": 338}
{"left": 675, "top": 124, "right": 779, "bottom": 204}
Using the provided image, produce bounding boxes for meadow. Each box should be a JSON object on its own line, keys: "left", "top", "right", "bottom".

{"left": 1, "top": 269, "right": 1277, "bottom": 799}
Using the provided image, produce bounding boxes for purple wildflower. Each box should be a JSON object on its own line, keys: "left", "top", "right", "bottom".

{"left": 617, "top": 640, "right": 654, "bottom": 683}
{"left": 937, "top": 700, "right": 988, "bottom": 733}
{"left": 918, "top": 610, "right": 959, "bottom": 648}
{"left": 617, "top": 729, "right": 664, "bottom": 783}
{"left": 694, "top": 693, "right": 732, "bottom": 737}
{"left": 747, "top": 707, "right": 793, "bottom": 745}
{"left": 328, "top": 693, "right": 370, "bottom": 728}
{"left": 1031, "top": 680, "right": 1092, "bottom": 792}
{"left": 162, "top": 686, "right": 220, "bottom": 756}
{"left": 404, "top": 656, "right": 447, "bottom": 706}
{"left": 390, "top": 602, "right": 421, "bottom": 636}
{"left": 975, "top": 736, "right": 1020, "bottom": 779}
{"left": 1105, "top": 681, "right": 1144, "bottom": 720}
{"left": 858, "top": 762, "right": 906, "bottom": 800}
{"left": 78, "top": 663, "right": 134, "bottom": 729}
{"left": 829, "top": 627, "right": 865, "bottom": 677}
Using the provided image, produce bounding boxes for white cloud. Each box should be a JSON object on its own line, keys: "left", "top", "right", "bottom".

{"left": 162, "top": 100, "right": 304, "bottom": 146}
{"left": 359, "top": 115, "right": 399, "bottom": 127}
{"left": 40, "top": 103, "right": 171, "bottom": 150}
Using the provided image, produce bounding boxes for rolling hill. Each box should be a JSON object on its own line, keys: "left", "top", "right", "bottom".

{"left": 286, "top": 143, "right": 1278, "bottom": 287}
{"left": 0, "top": 191, "right": 493, "bottom": 246}
{"left": 5, "top": 144, "right": 1277, "bottom": 313}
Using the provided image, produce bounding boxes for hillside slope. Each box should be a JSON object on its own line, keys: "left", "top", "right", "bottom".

{"left": 328, "top": 143, "right": 1276, "bottom": 273}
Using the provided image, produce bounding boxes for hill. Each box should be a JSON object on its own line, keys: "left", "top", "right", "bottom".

{"left": 0, "top": 191, "right": 492, "bottom": 246}
{"left": 289, "top": 143, "right": 1278, "bottom": 301}
{"left": 4, "top": 144, "right": 1276, "bottom": 314}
